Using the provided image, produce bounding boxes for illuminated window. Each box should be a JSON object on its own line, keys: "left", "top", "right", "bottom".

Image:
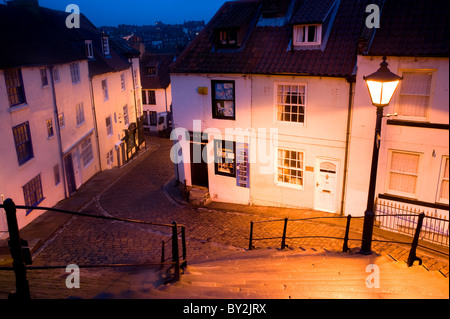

{"left": 293, "top": 24, "right": 321, "bottom": 45}
{"left": 214, "top": 139, "right": 236, "bottom": 177}
{"left": 46, "top": 118, "right": 54, "bottom": 138}
{"left": 12, "top": 122, "right": 34, "bottom": 165}
{"left": 276, "top": 149, "right": 304, "bottom": 188}
{"left": 23, "top": 174, "right": 44, "bottom": 214}
{"left": 276, "top": 83, "right": 306, "bottom": 124}
{"left": 4, "top": 68, "right": 26, "bottom": 106}
{"left": 212, "top": 80, "right": 235, "bottom": 120}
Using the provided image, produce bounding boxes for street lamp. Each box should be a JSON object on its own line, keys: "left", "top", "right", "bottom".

{"left": 360, "top": 56, "right": 402, "bottom": 254}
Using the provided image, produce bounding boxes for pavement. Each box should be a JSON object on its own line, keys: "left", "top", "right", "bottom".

{"left": 0, "top": 133, "right": 448, "bottom": 300}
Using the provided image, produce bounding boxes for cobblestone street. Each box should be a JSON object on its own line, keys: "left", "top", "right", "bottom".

{"left": 1, "top": 134, "right": 448, "bottom": 299}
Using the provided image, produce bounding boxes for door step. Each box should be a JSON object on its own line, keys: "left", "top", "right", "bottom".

{"left": 188, "top": 186, "right": 211, "bottom": 206}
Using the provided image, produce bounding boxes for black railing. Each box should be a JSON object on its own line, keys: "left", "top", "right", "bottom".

{"left": 375, "top": 199, "right": 449, "bottom": 247}
{"left": 248, "top": 213, "right": 449, "bottom": 269}
{"left": 0, "top": 198, "right": 187, "bottom": 299}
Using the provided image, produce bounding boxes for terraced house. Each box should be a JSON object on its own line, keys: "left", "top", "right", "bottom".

{"left": 170, "top": 0, "right": 449, "bottom": 219}
{"left": 0, "top": 0, "right": 142, "bottom": 231}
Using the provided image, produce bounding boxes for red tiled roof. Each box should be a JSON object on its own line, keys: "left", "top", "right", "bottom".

{"left": 367, "top": 0, "right": 449, "bottom": 57}
{"left": 170, "top": 0, "right": 372, "bottom": 77}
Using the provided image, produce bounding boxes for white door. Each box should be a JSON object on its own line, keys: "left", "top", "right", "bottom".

{"left": 314, "top": 159, "right": 338, "bottom": 213}
{"left": 72, "top": 148, "right": 82, "bottom": 189}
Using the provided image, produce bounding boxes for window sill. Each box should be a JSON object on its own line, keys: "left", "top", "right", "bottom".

{"left": 275, "top": 181, "right": 304, "bottom": 191}
{"left": 9, "top": 103, "right": 29, "bottom": 113}
{"left": 25, "top": 197, "right": 46, "bottom": 216}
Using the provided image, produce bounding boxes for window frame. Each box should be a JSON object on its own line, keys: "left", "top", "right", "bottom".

{"left": 80, "top": 137, "right": 94, "bottom": 168}
{"left": 123, "top": 105, "right": 129, "bottom": 126}
{"left": 4, "top": 68, "right": 26, "bottom": 107}
{"left": 46, "top": 118, "right": 54, "bottom": 138}
{"left": 293, "top": 24, "right": 322, "bottom": 46}
{"left": 85, "top": 40, "right": 94, "bottom": 59}
{"left": 105, "top": 115, "right": 113, "bottom": 136}
{"left": 274, "top": 82, "right": 307, "bottom": 126}
{"left": 120, "top": 73, "right": 126, "bottom": 91}
{"left": 75, "top": 102, "right": 85, "bottom": 126}
{"left": 106, "top": 149, "right": 114, "bottom": 167}
{"left": 40, "top": 68, "right": 49, "bottom": 87}
{"left": 23, "top": 174, "right": 44, "bottom": 215}
{"left": 70, "top": 62, "right": 81, "bottom": 84}
{"left": 214, "top": 139, "right": 236, "bottom": 177}
{"left": 394, "top": 69, "right": 435, "bottom": 122}
{"left": 102, "top": 36, "right": 110, "bottom": 56}
{"left": 58, "top": 113, "right": 65, "bottom": 129}
{"left": 211, "top": 80, "right": 236, "bottom": 120}
{"left": 216, "top": 28, "right": 238, "bottom": 48}
{"left": 12, "top": 122, "right": 34, "bottom": 166}
{"left": 386, "top": 150, "right": 421, "bottom": 199}
{"left": 437, "top": 156, "right": 449, "bottom": 204}
{"left": 102, "top": 79, "right": 109, "bottom": 101}
{"left": 275, "top": 147, "right": 305, "bottom": 190}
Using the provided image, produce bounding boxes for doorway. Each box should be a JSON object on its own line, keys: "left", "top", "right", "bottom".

{"left": 314, "top": 158, "right": 338, "bottom": 213}
{"left": 189, "top": 132, "right": 208, "bottom": 188}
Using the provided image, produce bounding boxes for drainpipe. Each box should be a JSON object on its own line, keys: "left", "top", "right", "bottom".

{"left": 89, "top": 76, "right": 102, "bottom": 172}
{"left": 130, "top": 59, "right": 140, "bottom": 149}
{"left": 340, "top": 75, "right": 356, "bottom": 216}
{"left": 49, "top": 65, "right": 68, "bottom": 199}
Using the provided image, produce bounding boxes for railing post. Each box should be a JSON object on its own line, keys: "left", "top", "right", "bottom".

{"left": 3, "top": 198, "right": 31, "bottom": 300}
{"left": 281, "top": 218, "right": 288, "bottom": 249}
{"left": 181, "top": 226, "right": 187, "bottom": 270}
{"left": 407, "top": 212, "right": 425, "bottom": 267}
{"left": 171, "top": 221, "right": 180, "bottom": 281}
{"left": 160, "top": 240, "right": 165, "bottom": 270}
{"left": 342, "top": 214, "right": 352, "bottom": 252}
{"left": 249, "top": 221, "right": 254, "bottom": 250}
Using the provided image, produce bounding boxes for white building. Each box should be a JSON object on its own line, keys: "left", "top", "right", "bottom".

{"left": 170, "top": 0, "right": 449, "bottom": 217}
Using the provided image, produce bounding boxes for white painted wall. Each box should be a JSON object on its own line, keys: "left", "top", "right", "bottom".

{"left": 345, "top": 56, "right": 449, "bottom": 217}
{"left": 171, "top": 73, "right": 352, "bottom": 211}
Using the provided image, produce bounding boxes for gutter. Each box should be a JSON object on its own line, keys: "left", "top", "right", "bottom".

{"left": 49, "top": 65, "right": 68, "bottom": 199}
{"left": 340, "top": 74, "right": 356, "bottom": 216}
{"left": 88, "top": 75, "right": 103, "bottom": 173}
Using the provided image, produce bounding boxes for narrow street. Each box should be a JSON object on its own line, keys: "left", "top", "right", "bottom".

{"left": 1, "top": 134, "right": 448, "bottom": 299}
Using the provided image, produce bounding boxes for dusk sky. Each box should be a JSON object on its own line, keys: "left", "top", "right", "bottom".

{"left": 38, "top": 0, "right": 228, "bottom": 26}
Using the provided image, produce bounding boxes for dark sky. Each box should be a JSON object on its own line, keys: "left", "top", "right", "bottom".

{"left": 38, "top": 0, "right": 228, "bottom": 26}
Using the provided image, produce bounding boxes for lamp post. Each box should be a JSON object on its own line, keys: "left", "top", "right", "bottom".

{"left": 360, "top": 56, "right": 402, "bottom": 254}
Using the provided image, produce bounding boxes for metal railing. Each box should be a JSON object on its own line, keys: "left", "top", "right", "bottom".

{"left": 375, "top": 199, "right": 449, "bottom": 247}
{"left": 0, "top": 198, "right": 187, "bottom": 299}
{"left": 248, "top": 213, "right": 449, "bottom": 269}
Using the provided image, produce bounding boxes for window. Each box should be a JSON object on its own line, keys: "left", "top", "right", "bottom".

{"left": 40, "top": 68, "right": 48, "bottom": 86}
{"left": 23, "top": 174, "right": 44, "bottom": 214}
{"left": 214, "top": 139, "right": 236, "bottom": 177}
{"left": 12, "top": 122, "right": 34, "bottom": 166}
{"left": 52, "top": 67, "right": 60, "bottom": 83}
{"left": 146, "top": 67, "right": 156, "bottom": 75}
{"left": 212, "top": 80, "right": 235, "bottom": 120}
{"left": 120, "top": 73, "right": 126, "bottom": 91}
{"left": 106, "top": 116, "right": 112, "bottom": 136}
{"left": 438, "top": 157, "right": 449, "bottom": 203}
{"left": 293, "top": 24, "right": 321, "bottom": 45}
{"left": 46, "top": 118, "right": 54, "bottom": 138}
{"left": 396, "top": 71, "right": 433, "bottom": 120}
{"left": 276, "top": 83, "right": 306, "bottom": 124}
{"left": 276, "top": 149, "right": 304, "bottom": 188}
{"left": 75, "top": 102, "right": 85, "bottom": 126}
{"left": 54, "top": 164, "right": 60, "bottom": 185}
{"left": 58, "top": 113, "right": 65, "bottom": 129}
{"left": 388, "top": 151, "right": 420, "bottom": 197}
{"left": 142, "top": 90, "right": 156, "bottom": 105}
{"left": 4, "top": 68, "right": 26, "bottom": 106}
{"left": 217, "top": 29, "right": 238, "bottom": 48}
{"left": 102, "top": 79, "right": 109, "bottom": 100}
{"left": 81, "top": 137, "right": 94, "bottom": 167}
{"left": 106, "top": 149, "right": 114, "bottom": 166}
{"left": 70, "top": 62, "right": 81, "bottom": 84}
{"left": 85, "top": 40, "right": 94, "bottom": 59}
{"left": 123, "top": 105, "right": 129, "bottom": 126}
{"left": 102, "top": 36, "right": 110, "bottom": 55}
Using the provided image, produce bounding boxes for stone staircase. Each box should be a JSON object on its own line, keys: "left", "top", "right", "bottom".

{"left": 187, "top": 186, "right": 211, "bottom": 206}
{"left": 131, "top": 248, "right": 449, "bottom": 299}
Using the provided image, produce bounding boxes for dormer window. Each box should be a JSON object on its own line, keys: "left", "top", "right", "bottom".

{"left": 293, "top": 24, "right": 322, "bottom": 46}
{"left": 217, "top": 28, "right": 238, "bottom": 48}
{"left": 102, "top": 36, "right": 110, "bottom": 56}
{"left": 85, "top": 40, "right": 94, "bottom": 59}
{"left": 146, "top": 67, "right": 156, "bottom": 76}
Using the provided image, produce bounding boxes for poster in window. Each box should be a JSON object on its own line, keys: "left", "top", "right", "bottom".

{"left": 212, "top": 81, "right": 235, "bottom": 119}
{"left": 214, "top": 140, "right": 235, "bottom": 177}
{"left": 236, "top": 143, "right": 249, "bottom": 188}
